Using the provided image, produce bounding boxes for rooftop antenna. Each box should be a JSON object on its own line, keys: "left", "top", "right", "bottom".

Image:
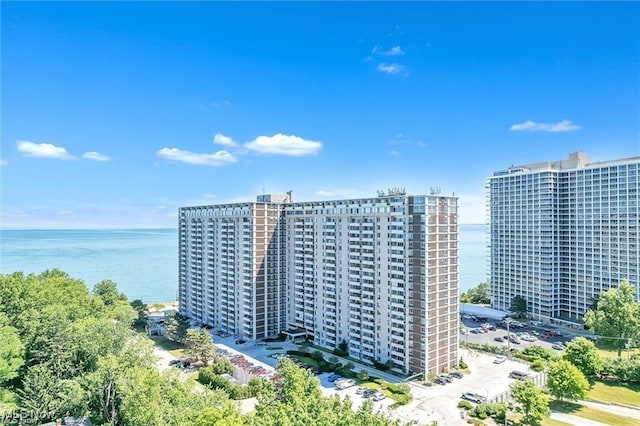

{"left": 262, "top": 185, "right": 265, "bottom": 196}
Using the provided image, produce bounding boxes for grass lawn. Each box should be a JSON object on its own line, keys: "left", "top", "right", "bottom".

{"left": 290, "top": 355, "right": 319, "bottom": 368}
{"left": 359, "top": 382, "right": 380, "bottom": 389}
{"left": 551, "top": 401, "right": 640, "bottom": 426}
{"left": 150, "top": 336, "right": 185, "bottom": 358}
{"left": 595, "top": 343, "right": 640, "bottom": 360}
{"left": 508, "top": 413, "right": 572, "bottom": 426}
{"left": 589, "top": 380, "right": 640, "bottom": 408}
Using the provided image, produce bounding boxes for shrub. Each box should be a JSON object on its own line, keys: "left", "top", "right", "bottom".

{"left": 531, "top": 359, "right": 545, "bottom": 372}
{"left": 520, "top": 345, "right": 558, "bottom": 361}
{"left": 387, "top": 383, "right": 410, "bottom": 394}
{"left": 459, "top": 359, "right": 468, "bottom": 369}
{"left": 333, "top": 339, "right": 349, "bottom": 356}
{"left": 391, "top": 393, "right": 411, "bottom": 405}
{"left": 209, "top": 358, "right": 233, "bottom": 375}
{"left": 458, "top": 400, "right": 473, "bottom": 410}
{"left": 311, "top": 350, "right": 324, "bottom": 362}
{"left": 357, "top": 370, "right": 369, "bottom": 381}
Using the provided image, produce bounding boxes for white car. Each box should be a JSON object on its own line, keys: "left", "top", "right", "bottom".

{"left": 493, "top": 355, "right": 506, "bottom": 364}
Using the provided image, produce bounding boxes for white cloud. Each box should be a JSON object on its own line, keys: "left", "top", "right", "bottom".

{"left": 213, "top": 133, "right": 237, "bottom": 147}
{"left": 244, "top": 134, "right": 322, "bottom": 156}
{"left": 82, "top": 151, "right": 111, "bottom": 161}
{"left": 510, "top": 119, "right": 581, "bottom": 132}
{"left": 156, "top": 148, "right": 237, "bottom": 166}
{"left": 316, "top": 190, "right": 335, "bottom": 197}
{"left": 377, "top": 63, "right": 407, "bottom": 75}
{"left": 373, "top": 45, "right": 405, "bottom": 56}
{"left": 390, "top": 150, "right": 400, "bottom": 157}
{"left": 0, "top": 159, "right": 7, "bottom": 166}
{"left": 17, "top": 140, "right": 75, "bottom": 160}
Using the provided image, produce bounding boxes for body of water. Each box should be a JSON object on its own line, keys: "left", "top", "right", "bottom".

{"left": 0, "top": 225, "right": 487, "bottom": 302}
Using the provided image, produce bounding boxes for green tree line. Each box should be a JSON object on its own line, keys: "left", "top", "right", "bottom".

{"left": 0, "top": 270, "right": 400, "bottom": 425}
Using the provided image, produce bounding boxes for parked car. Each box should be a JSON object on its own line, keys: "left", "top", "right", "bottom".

{"left": 434, "top": 377, "right": 447, "bottom": 385}
{"left": 362, "top": 388, "right": 376, "bottom": 397}
{"left": 494, "top": 336, "right": 504, "bottom": 342}
{"left": 509, "top": 371, "right": 529, "bottom": 380}
{"left": 461, "top": 392, "right": 485, "bottom": 403}
{"left": 437, "top": 375, "right": 453, "bottom": 383}
{"left": 335, "top": 379, "right": 355, "bottom": 390}
{"left": 373, "top": 393, "right": 386, "bottom": 401}
{"left": 235, "top": 339, "right": 247, "bottom": 344}
{"left": 493, "top": 355, "right": 506, "bottom": 364}
{"left": 450, "top": 371, "right": 464, "bottom": 379}
{"left": 552, "top": 343, "right": 566, "bottom": 351}
{"left": 328, "top": 374, "right": 341, "bottom": 382}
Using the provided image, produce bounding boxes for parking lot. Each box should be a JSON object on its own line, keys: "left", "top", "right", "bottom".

{"left": 393, "top": 348, "right": 543, "bottom": 425}
{"left": 460, "top": 317, "right": 575, "bottom": 352}
{"left": 210, "top": 331, "right": 545, "bottom": 425}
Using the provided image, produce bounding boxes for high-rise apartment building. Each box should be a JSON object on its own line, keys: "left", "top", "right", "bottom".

{"left": 179, "top": 191, "right": 459, "bottom": 375}
{"left": 488, "top": 152, "right": 640, "bottom": 325}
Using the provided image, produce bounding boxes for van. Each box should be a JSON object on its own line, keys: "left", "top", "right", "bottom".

{"left": 509, "top": 370, "right": 529, "bottom": 380}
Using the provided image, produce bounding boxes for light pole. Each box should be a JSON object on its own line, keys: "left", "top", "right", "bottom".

{"left": 506, "top": 318, "right": 512, "bottom": 358}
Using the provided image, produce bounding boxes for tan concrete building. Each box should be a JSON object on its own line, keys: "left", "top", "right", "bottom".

{"left": 179, "top": 190, "right": 459, "bottom": 375}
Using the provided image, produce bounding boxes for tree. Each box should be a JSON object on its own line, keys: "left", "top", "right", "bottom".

{"left": 209, "top": 358, "right": 233, "bottom": 375}
{"left": 165, "top": 311, "right": 190, "bottom": 344}
{"left": 510, "top": 295, "right": 528, "bottom": 318}
{"left": 193, "top": 404, "right": 245, "bottom": 426}
{"left": 563, "top": 337, "right": 603, "bottom": 377}
{"left": 461, "top": 281, "right": 491, "bottom": 304}
{"left": 584, "top": 279, "right": 640, "bottom": 357}
{"left": 248, "top": 377, "right": 275, "bottom": 402}
{"left": 510, "top": 379, "right": 550, "bottom": 426}
{"left": 546, "top": 360, "right": 589, "bottom": 402}
{"left": 130, "top": 299, "right": 148, "bottom": 327}
{"left": 93, "top": 279, "right": 127, "bottom": 307}
{"left": 0, "top": 317, "right": 24, "bottom": 384}
{"left": 333, "top": 339, "right": 349, "bottom": 356}
{"left": 185, "top": 328, "right": 216, "bottom": 364}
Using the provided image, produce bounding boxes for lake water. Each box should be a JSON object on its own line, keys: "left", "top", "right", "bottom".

{"left": 0, "top": 225, "right": 487, "bottom": 302}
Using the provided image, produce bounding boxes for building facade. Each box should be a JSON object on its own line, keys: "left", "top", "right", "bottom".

{"left": 179, "top": 191, "right": 459, "bottom": 375}
{"left": 488, "top": 152, "right": 640, "bottom": 324}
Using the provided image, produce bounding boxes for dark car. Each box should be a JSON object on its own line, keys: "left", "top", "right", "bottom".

{"left": 494, "top": 336, "right": 504, "bottom": 342}
{"left": 450, "top": 372, "right": 463, "bottom": 379}
{"left": 434, "top": 377, "right": 447, "bottom": 385}
{"left": 328, "top": 374, "right": 341, "bottom": 382}
{"left": 235, "top": 339, "right": 247, "bottom": 344}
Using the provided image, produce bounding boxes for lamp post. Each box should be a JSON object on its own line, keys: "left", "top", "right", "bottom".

{"left": 506, "top": 318, "right": 512, "bottom": 359}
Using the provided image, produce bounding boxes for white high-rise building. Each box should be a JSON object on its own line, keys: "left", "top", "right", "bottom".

{"left": 488, "top": 152, "right": 640, "bottom": 325}
{"left": 179, "top": 191, "right": 459, "bottom": 375}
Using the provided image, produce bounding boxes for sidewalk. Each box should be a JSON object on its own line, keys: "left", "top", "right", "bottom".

{"left": 550, "top": 412, "right": 608, "bottom": 426}
{"left": 579, "top": 400, "right": 640, "bottom": 419}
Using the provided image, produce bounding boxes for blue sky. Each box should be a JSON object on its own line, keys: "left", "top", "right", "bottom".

{"left": 2, "top": 1, "right": 639, "bottom": 228}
